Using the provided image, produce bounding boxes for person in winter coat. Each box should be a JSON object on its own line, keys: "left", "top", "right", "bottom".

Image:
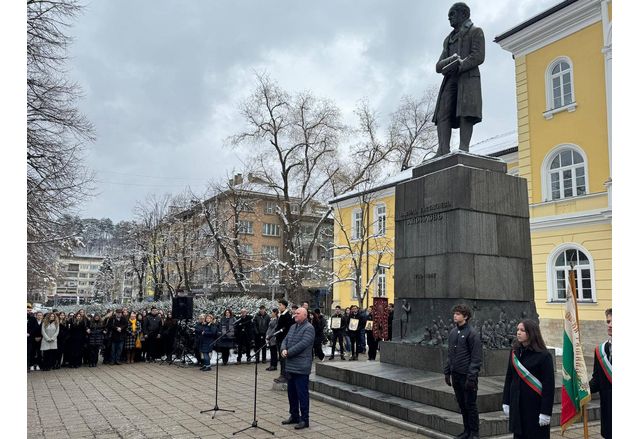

{"left": 502, "top": 319, "right": 555, "bottom": 439}
{"left": 235, "top": 308, "right": 254, "bottom": 364}
{"left": 55, "top": 312, "right": 69, "bottom": 369}
{"left": 253, "top": 305, "right": 270, "bottom": 364}
{"left": 194, "top": 314, "right": 205, "bottom": 365}
{"left": 124, "top": 311, "right": 141, "bottom": 364}
{"left": 198, "top": 314, "right": 219, "bottom": 371}
{"left": 328, "top": 306, "right": 347, "bottom": 360}
{"left": 27, "top": 306, "right": 39, "bottom": 372}
{"left": 347, "top": 305, "right": 366, "bottom": 361}
{"left": 589, "top": 308, "right": 612, "bottom": 439}
{"left": 274, "top": 300, "right": 295, "bottom": 383}
{"left": 87, "top": 314, "right": 106, "bottom": 367}
{"left": 31, "top": 311, "right": 44, "bottom": 370}
{"left": 40, "top": 313, "right": 60, "bottom": 371}
{"left": 444, "top": 303, "right": 482, "bottom": 439}
{"left": 311, "top": 309, "right": 326, "bottom": 361}
{"left": 365, "top": 306, "right": 381, "bottom": 361}
{"left": 142, "top": 306, "right": 163, "bottom": 361}
{"left": 280, "top": 307, "right": 315, "bottom": 430}
{"left": 265, "top": 308, "right": 279, "bottom": 371}
{"left": 108, "top": 309, "right": 128, "bottom": 365}
{"left": 161, "top": 312, "right": 178, "bottom": 362}
{"left": 68, "top": 313, "right": 88, "bottom": 368}
{"left": 216, "top": 309, "right": 236, "bottom": 366}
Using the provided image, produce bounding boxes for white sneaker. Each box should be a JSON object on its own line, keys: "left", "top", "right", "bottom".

{"left": 30, "top": 366, "right": 35, "bottom": 371}
{"left": 35, "top": 365, "right": 41, "bottom": 371}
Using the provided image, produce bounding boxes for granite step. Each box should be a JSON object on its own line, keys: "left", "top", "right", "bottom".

{"left": 310, "top": 372, "right": 601, "bottom": 437}
{"left": 314, "top": 361, "right": 596, "bottom": 413}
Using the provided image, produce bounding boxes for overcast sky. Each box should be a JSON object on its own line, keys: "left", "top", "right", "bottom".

{"left": 67, "top": 0, "right": 560, "bottom": 222}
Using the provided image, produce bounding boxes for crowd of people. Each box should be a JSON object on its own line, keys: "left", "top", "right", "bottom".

{"left": 25, "top": 300, "right": 395, "bottom": 374}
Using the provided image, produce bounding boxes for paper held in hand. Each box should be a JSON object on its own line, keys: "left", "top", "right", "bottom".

{"left": 330, "top": 317, "right": 342, "bottom": 329}
{"left": 365, "top": 320, "right": 373, "bottom": 331}
{"left": 348, "top": 318, "right": 359, "bottom": 331}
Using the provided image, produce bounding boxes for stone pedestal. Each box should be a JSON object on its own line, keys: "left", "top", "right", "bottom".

{"left": 389, "top": 152, "right": 537, "bottom": 349}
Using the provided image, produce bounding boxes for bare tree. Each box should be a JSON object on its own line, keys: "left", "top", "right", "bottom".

{"left": 27, "top": 0, "right": 95, "bottom": 285}
{"left": 231, "top": 74, "right": 392, "bottom": 304}
{"left": 387, "top": 88, "right": 439, "bottom": 170}
{"left": 331, "top": 186, "right": 395, "bottom": 309}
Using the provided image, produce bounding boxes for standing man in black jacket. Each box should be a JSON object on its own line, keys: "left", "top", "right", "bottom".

{"left": 444, "top": 303, "right": 482, "bottom": 439}
{"left": 274, "top": 299, "right": 295, "bottom": 384}
{"left": 235, "top": 308, "right": 254, "bottom": 364}
{"left": 253, "top": 305, "right": 270, "bottom": 364}
{"left": 143, "top": 306, "right": 163, "bottom": 361}
{"left": 108, "top": 309, "right": 128, "bottom": 365}
{"left": 590, "top": 308, "right": 612, "bottom": 439}
{"left": 328, "top": 306, "right": 346, "bottom": 360}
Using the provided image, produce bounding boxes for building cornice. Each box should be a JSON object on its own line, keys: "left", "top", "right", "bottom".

{"left": 495, "top": 0, "right": 602, "bottom": 58}
{"left": 331, "top": 186, "right": 397, "bottom": 209}
{"left": 530, "top": 207, "right": 612, "bottom": 231}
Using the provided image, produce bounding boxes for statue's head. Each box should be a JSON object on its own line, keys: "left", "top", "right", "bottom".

{"left": 448, "top": 2, "right": 470, "bottom": 29}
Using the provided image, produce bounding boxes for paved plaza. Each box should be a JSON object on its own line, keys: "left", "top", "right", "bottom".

{"left": 27, "top": 358, "right": 601, "bottom": 439}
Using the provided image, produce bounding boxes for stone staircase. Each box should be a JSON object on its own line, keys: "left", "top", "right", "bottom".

{"left": 309, "top": 360, "right": 600, "bottom": 437}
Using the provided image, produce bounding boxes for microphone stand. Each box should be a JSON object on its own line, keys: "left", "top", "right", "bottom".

{"left": 200, "top": 328, "right": 235, "bottom": 419}
{"left": 232, "top": 338, "right": 275, "bottom": 436}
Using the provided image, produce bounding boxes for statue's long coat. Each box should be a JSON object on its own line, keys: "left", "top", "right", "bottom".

{"left": 432, "top": 21, "right": 485, "bottom": 127}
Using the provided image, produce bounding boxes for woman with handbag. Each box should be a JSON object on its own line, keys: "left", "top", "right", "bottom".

{"left": 125, "top": 311, "right": 141, "bottom": 364}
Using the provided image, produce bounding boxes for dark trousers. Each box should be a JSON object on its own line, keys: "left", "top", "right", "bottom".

{"left": 269, "top": 345, "right": 278, "bottom": 368}
{"left": 237, "top": 337, "right": 251, "bottom": 362}
{"left": 27, "top": 339, "right": 32, "bottom": 370}
{"left": 452, "top": 372, "right": 479, "bottom": 435}
{"left": 147, "top": 334, "right": 160, "bottom": 360}
{"left": 277, "top": 340, "right": 287, "bottom": 377}
{"left": 366, "top": 332, "right": 379, "bottom": 360}
{"left": 111, "top": 340, "right": 124, "bottom": 364}
{"left": 330, "top": 331, "right": 344, "bottom": 357}
{"left": 254, "top": 334, "right": 267, "bottom": 362}
{"left": 348, "top": 333, "right": 360, "bottom": 359}
{"left": 88, "top": 345, "right": 100, "bottom": 365}
{"left": 30, "top": 340, "right": 42, "bottom": 367}
{"left": 41, "top": 349, "right": 57, "bottom": 370}
{"left": 313, "top": 341, "right": 325, "bottom": 360}
{"left": 219, "top": 347, "right": 230, "bottom": 365}
{"left": 358, "top": 329, "right": 366, "bottom": 353}
{"left": 287, "top": 373, "right": 310, "bottom": 423}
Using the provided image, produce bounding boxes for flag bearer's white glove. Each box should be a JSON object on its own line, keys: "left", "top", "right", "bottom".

{"left": 539, "top": 414, "right": 551, "bottom": 426}
{"left": 502, "top": 404, "right": 509, "bottom": 416}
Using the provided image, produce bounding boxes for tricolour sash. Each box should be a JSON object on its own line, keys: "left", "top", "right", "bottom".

{"left": 595, "top": 341, "right": 612, "bottom": 384}
{"left": 512, "top": 351, "right": 543, "bottom": 396}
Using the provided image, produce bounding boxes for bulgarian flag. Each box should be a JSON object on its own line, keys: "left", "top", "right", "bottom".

{"left": 560, "top": 270, "right": 591, "bottom": 432}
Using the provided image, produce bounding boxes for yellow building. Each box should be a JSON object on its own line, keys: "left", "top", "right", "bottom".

{"left": 496, "top": 0, "right": 612, "bottom": 349}
{"left": 329, "top": 172, "right": 411, "bottom": 309}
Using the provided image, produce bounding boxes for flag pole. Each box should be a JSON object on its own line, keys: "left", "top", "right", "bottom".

{"left": 569, "top": 267, "right": 589, "bottom": 439}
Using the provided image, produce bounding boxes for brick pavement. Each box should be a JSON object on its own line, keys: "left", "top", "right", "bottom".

{"left": 27, "top": 358, "right": 601, "bottom": 439}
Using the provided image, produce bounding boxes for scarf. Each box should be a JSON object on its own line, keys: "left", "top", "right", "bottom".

{"left": 130, "top": 318, "right": 137, "bottom": 333}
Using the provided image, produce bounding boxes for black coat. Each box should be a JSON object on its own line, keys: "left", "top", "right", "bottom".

{"left": 502, "top": 346, "right": 555, "bottom": 439}
{"left": 108, "top": 316, "right": 129, "bottom": 342}
{"left": 198, "top": 322, "right": 219, "bottom": 353}
{"left": 275, "top": 310, "right": 294, "bottom": 344}
{"left": 589, "top": 341, "right": 612, "bottom": 439}
{"left": 253, "top": 312, "right": 270, "bottom": 335}
{"left": 444, "top": 323, "right": 482, "bottom": 377}
{"left": 216, "top": 317, "right": 236, "bottom": 349}
{"left": 347, "top": 311, "right": 366, "bottom": 335}
{"left": 312, "top": 315, "right": 327, "bottom": 343}
{"left": 235, "top": 315, "right": 254, "bottom": 342}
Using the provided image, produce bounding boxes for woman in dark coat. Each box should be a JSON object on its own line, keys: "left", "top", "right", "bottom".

{"left": 216, "top": 309, "right": 236, "bottom": 366}
{"left": 161, "top": 312, "right": 178, "bottom": 362}
{"left": 55, "top": 312, "right": 69, "bottom": 369}
{"left": 502, "top": 319, "right": 555, "bottom": 439}
{"left": 87, "top": 314, "right": 106, "bottom": 367}
{"left": 198, "top": 314, "right": 218, "bottom": 371}
{"left": 68, "top": 313, "right": 89, "bottom": 368}
{"left": 135, "top": 313, "right": 145, "bottom": 362}
{"left": 311, "top": 309, "right": 326, "bottom": 361}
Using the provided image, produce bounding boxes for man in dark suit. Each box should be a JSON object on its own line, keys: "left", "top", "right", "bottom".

{"left": 590, "top": 308, "right": 612, "bottom": 439}
{"left": 273, "top": 299, "right": 295, "bottom": 383}
{"left": 432, "top": 2, "right": 484, "bottom": 156}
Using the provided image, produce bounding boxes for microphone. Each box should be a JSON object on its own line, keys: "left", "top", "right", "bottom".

{"left": 267, "top": 328, "right": 284, "bottom": 339}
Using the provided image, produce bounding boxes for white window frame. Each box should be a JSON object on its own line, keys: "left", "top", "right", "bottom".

{"left": 375, "top": 266, "right": 388, "bottom": 298}
{"left": 262, "top": 223, "right": 281, "bottom": 237}
{"left": 375, "top": 204, "right": 387, "bottom": 236}
{"left": 264, "top": 201, "right": 277, "bottom": 215}
{"left": 352, "top": 209, "right": 363, "bottom": 240}
{"left": 262, "top": 245, "right": 279, "bottom": 259}
{"left": 238, "top": 220, "right": 254, "bottom": 235}
{"left": 541, "top": 144, "right": 589, "bottom": 202}
{"left": 351, "top": 280, "right": 359, "bottom": 300}
{"left": 239, "top": 243, "right": 253, "bottom": 256}
{"left": 544, "top": 56, "right": 577, "bottom": 119}
{"left": 546, "top": 243, "right": 596, "bottom": 303}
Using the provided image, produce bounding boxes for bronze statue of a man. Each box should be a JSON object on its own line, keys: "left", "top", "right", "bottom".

{"left": 432, "top": 2, "right": 485, "bottom": 156}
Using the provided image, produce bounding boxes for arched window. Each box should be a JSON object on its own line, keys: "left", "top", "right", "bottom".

{"left": 544, "top": 57, "right": 576, "bottom": 118}
{"left": 548, "top": 245, "right": 595, "bottom": 302}
{"left": 542, "top": 145, "right": 588, "bottom": 201}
